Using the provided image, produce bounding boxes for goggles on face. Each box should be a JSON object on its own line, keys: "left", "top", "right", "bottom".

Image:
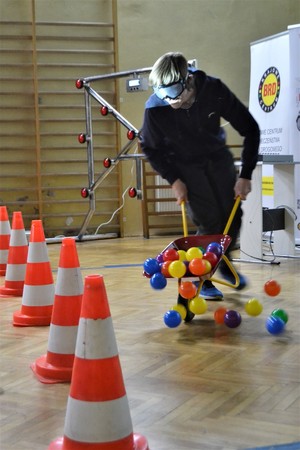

{"left": 153, "top": 79, "right": 186, "bottom": 100}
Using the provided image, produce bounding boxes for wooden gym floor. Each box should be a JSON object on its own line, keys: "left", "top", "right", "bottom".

{"left": 0, "top": 236, "right": 299, "bottom": 450}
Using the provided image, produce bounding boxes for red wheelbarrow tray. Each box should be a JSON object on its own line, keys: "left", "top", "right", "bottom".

{"left": 162, "top": 233, "right": 241, "bottom": 291}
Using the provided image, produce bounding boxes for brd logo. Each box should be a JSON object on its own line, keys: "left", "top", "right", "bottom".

{"left": 258, "top": 67, "right": 280, "bottom": 112}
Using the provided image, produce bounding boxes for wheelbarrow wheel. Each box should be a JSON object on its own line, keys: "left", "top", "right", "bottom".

{"left": 177, "top": 294, "right": 195, "bottom": 323}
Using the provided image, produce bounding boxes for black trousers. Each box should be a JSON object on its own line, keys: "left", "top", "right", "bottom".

{"left": 175, "top": 148, "right": 242, "bottom": 256}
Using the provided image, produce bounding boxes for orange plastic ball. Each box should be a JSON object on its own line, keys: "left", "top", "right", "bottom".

{"left": 178, "top": 281, "right": 197, "bottom": 299}
{"left": 264, "top": 279, "right": 281, "bottom": 297}
{"left": 214, "top": 307, "right": 227, "bottom": 324}
{"left": 189, "top": 258, "right": 212, "bottom": 276}
{"left": 160, "top": 260, "right": 172, "bottom": 278}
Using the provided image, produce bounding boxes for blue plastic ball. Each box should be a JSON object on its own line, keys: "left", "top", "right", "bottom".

{"left": 163, "top": 310, "right": 182, "bottom": 328}
{"left": 143, "top": 258, "right": 160, "bottom": 276}
{"left": 206, "top": 242, "right": 223, "bottom": 258}
{"left": 150, "top": 272, "right": 167, "bottom": 290}
{"left": 265, "top": 315, "right": 285, "bottom": 335}
{"left": 224, "top": 310, "right": 242, "bottom": 328}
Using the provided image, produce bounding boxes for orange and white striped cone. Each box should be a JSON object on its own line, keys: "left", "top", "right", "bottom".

{"left": 0, "top": 206, "right": 11, "bottom": 276}
{"left": 31, "top": 237, "right": 83, "bottom": 383}
{"left": 13, "top": 220, "right": 54, "bottom": 326}
{"left": 0, "top": 211, "right": 28, "bottom": 297}
{"left": 48, "top": 274, "right": 149, "bottom": 450}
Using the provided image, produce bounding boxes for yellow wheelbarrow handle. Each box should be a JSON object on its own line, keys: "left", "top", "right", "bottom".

{"left": 223, "top": 196, "right": 241, "bottom": 235}
{"left": 181, "top": 201, "right": 189, "bottom": 238}
{"left": 180, "top": 196, "right": 242, "bottom": 289}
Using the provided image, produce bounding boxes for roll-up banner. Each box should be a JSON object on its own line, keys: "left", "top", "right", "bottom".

{"left": 289, "top": 25, "right": 300, "bottom": 245}
{"left": 249, "top": 24, "right": 300, "bottom": 244}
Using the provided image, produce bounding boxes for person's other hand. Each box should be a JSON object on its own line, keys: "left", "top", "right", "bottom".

{"left": 172, "top": 179, "right": 188, "bottom": 205}
{"left": 234, "top": 178, "right": 251, "bottom": 200}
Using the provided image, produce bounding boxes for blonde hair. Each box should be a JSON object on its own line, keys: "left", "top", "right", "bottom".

{"left": 149, "top": 52, "right": 188, "bottom": 87}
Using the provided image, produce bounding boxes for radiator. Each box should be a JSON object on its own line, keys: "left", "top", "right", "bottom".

{"left": 155, "top": 175, "right": 181, "bottom": 212}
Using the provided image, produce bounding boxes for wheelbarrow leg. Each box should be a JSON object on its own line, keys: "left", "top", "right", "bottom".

{"left": 176, "top": 278, "right": 204, "bottom": 323}
{"left": 177, "top": 294, "right": 195, "bottom": 323}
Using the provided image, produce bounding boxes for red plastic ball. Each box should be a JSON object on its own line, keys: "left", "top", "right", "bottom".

{"left": 162, "top": 248, "right": 179, "bottom": 262}
{"left": 203, "top": 251, "right": 219, "bottom": 268}
{"left": 264, "top": 279, "right": 281, "bottom": 297}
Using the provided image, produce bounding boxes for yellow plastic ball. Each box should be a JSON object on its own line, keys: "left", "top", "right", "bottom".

{"left": 171, "top": 304, "right": 187, "bottom": 320}
{"left": 245, "top": 298, "right": 263, "bottom": 316}
{"left": 189, "top": 297, "right": 207, "bottom": 315}
{"left": 177, "top": 250, "right": 187, "bottom": 261}
{"left": 202, "top": 259, "right": 212, "bottom": 274}
{"left": 186, "top": 247, "right": 203, "bottom": 261}
{"left": 168, "top": 260, "right": 186, "bottom": 278}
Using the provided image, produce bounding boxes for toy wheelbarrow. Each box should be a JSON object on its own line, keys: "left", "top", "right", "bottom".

{"left": 162, "top": 196, "right": 242, "bottom": 322}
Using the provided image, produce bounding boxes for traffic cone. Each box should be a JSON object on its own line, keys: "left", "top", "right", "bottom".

{"left": 0, "top": 211, "right": 28, "bottom": 297}
{"left": 0, "top": 206, "right": 11, "bottom": 276}
{"left": 31, "top": 237, "right": 83, "bottom": 383}
{"left": 48, "top": 274, "right": 149, "bottom": 450}
{"left": 13, "top": 220, "right": 54, "bottom": 326}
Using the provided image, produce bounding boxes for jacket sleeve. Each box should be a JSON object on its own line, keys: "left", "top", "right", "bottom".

{"left": 218, "top": 79, "right": 260, "bottom": 180}
{"left": 140, "top": 108, "right": 180, "bottom": 185}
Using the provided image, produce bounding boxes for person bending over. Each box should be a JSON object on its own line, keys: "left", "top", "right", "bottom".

{"left": 140, "top": 52, "right": 260, "bottom": 300}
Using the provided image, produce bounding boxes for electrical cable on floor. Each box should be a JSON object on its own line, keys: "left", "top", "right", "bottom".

{"left": 94, "top": 145, "right": 138, "bottom": 235}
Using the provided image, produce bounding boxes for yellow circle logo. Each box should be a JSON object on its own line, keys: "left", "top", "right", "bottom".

{"left": 258, "top": 67, "right": 280, "bottom": 112}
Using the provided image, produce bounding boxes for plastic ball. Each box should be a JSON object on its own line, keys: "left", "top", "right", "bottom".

{"left": 202, "top": 259, "right": 212, "bottom": 273}
{"left": 164, "top": 310, "right": 182, "bottom": 328}
{"left": 168, "top": 260, "right": 187, "bottom": 278}
{"left": 162, "top": 248, "right": 179, "bottom": 262}
{"left": 271, "top": 308, "right": 288, "bottom": 324}
{"left": 177, "top": 250, "right": 187, "bottom": 261}
{"left": 265, "top": 315, "right": 285, "bottom": 335}
{"left": 171, "top": 304, "right": 187, "bottom": 320}
{"left": 183, "top": 260, "right": 192, "bottom": 276}
{"left": 245, "top": 298, "right": 263, "bottom": 317}
{"left": 143, "top": 258, "right": 160, "bottom": 276}
{"left": 186, "top": 247, "right": 203, "bottom": 261}
{"left": 156, "top": 253, "right": 164, "bottom": 264}
{"left": 189, "top": 297, "right": 207, "bottom": 315}
{"left": 214, "top": 307, "right": 227, "bottom": 324}
{"left": 203, "top": 251, "right": 219, "bottom": 268}
{"left": 264, "top": 279, "right": 281, "bottom": 296}
{"left": 178, "top": 281, "right": 197, "bottom": 299}
{"left": 224, "top": 310, "right": 242, "bottom": 328}
{"left": 189, "top": 258, "right": 211, "bottom": 276}
{"left": 150, "top": 273, "right": 167, "bottom": 290}
{"left": 160, "top": 260, "right": 172, "bottom": 278}
{"left": 206, "top": 242, "right": 223, "bottom": 258}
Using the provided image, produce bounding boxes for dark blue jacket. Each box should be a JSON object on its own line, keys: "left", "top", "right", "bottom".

{"left": 140, "top": 69, "right": 260, "bottom": 185}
